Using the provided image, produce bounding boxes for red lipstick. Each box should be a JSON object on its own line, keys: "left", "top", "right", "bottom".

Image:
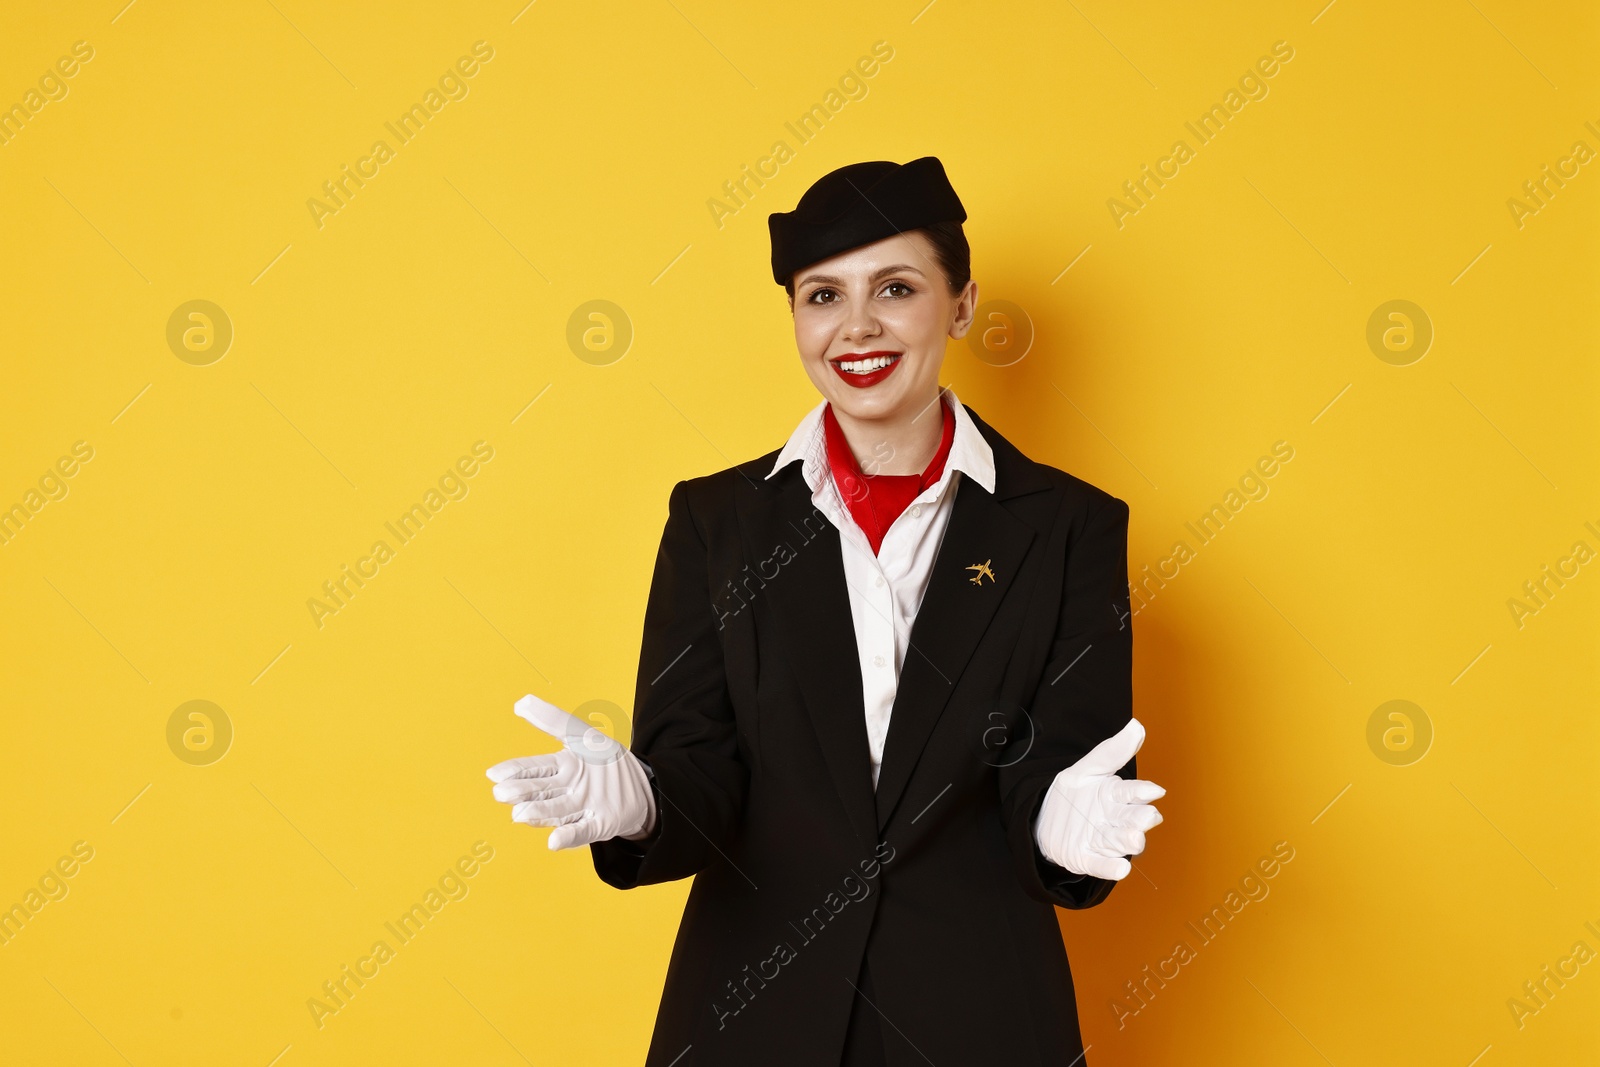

{"left": 829, "top": 350, "right": 903, "bottom": 389}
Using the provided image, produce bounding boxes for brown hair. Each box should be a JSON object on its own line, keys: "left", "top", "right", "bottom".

{"left": 785, "top": 221, "right": 970, "bottom": 299}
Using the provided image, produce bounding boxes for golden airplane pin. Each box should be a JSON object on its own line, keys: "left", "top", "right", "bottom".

{"left": 966, "top": 559, "right": 996, "bottom": 585}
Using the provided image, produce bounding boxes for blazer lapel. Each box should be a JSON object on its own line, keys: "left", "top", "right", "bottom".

{"left": 732, "top": 405, "right": 1057, "bottom": 845}
{"left": 734, "top": 461, "right": 880, "bottom": 852}
{"left": 872, "top": 472, "right": 1035, "bottom": 829}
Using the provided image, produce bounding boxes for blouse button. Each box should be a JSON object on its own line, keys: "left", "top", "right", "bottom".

{"left": 910, "top": 505, "right": 923, "bottom": 518}
{"left": 874, "top": 575, "right": 885, "bottom": 588}
{"left": 872, "top": 654, "right": 887, "bottom": 668}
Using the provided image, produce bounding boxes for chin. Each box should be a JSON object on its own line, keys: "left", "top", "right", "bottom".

{"left": 833, "top": 389, "right": 910, "bottom": 421}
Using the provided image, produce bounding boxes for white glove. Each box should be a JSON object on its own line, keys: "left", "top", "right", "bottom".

{"left": 486, "top": 694, "right": 657, "bottom": 850}
{"left": 1033, "top": 717, "right": 1165, "bottom": 881}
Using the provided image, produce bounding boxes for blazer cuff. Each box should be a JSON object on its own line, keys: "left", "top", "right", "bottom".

{"left": 1016, "top": 779, "right": 1117, "bottom": 910}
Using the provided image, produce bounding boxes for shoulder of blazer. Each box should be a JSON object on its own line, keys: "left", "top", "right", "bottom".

{"left": 658, "top": 445, "right": 784, "bottom": 540}
{"left": 961, "top": 404, "right": 1129, "bottom": 526}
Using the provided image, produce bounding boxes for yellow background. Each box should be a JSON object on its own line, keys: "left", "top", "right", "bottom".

{"left": 2, "top": 1, "right": 1595, "bottom": 1063}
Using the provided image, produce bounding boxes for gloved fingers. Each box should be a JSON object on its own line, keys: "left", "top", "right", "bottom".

{"left": 515, "top": 687, "right": 608, "bottom": 748}
{"left": 511, "top": 794, "right": 584, "bottom": 824}
{"left": 1096, "top": 825, "right": 1146, "bottom": 857}
{"left": 1111, "top": 803, "right": 1165, "bottom": 832}
{"left": 492, "top": 778, "right": 567, "bottom": 804}
{"left": 514, "top": 694, "right": 628, "bottom": 763}
{"left": 1068, "top": 718, "right": 1146, "bottom": 778}
{"left": 1074, "top": 852, "right": 1132, "bottom": 881}
{"left": 1106, "top": 777, "right": 1166, "bottom": 805}
{"left": 548, "top": 816, "right": 601, "bottom": 851}
{"left": 485, "top": 755, "right": 561, "bottom": 783}
{"left": 514, "top": 693, "right": 587, "bottom": 737}
{"left": 512, "top": 808, "right": 585, "bottom": 829}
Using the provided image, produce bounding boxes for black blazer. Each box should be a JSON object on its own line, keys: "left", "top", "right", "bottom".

{"left": 592, "top": 403, "right": 1135, "bottom": 1066}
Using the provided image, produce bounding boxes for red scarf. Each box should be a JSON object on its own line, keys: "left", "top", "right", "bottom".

{"left": 822, "top": 399, "right": 956, "bottom": 555}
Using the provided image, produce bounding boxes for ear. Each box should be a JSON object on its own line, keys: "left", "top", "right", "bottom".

{"left": 947, "top": 279, "right": 979, "bottom": 340}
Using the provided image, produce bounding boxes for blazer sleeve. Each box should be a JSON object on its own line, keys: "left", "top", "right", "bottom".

{"left": 998, "top": 491, "right": 1134, "bottom": 909}
{"left": 591, "top": 479, "right": 748, "bottom": 889}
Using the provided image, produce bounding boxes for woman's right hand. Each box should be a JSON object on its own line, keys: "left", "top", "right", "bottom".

{"left": 486, "top": 694, "right": 658, "bottom": 850}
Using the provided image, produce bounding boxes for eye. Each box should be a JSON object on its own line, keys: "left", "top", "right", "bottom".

{"left": 806, "top": 287, "right": 839, "bottom": 305}
{"left": 880, "top": 280, "right": 915, "bottom": 298}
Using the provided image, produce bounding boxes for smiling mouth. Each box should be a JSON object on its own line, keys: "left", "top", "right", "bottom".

{"left": 832, "top": 352, "right": 902, "bottom": 375}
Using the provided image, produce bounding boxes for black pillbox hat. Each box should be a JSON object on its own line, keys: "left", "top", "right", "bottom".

{"left": 768, "top": 156, "right": 966, "bottom": 286}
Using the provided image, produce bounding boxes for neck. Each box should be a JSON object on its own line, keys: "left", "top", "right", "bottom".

{"left": 831, "top": 388, "right": 946, "bottom": 475}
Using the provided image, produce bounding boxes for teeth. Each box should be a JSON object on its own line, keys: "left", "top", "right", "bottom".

{"left": 838, "top": 355, "right": 900, "bottom": 373}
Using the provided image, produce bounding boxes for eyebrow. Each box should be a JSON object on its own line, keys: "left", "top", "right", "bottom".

{"left": 796, "top": 263, "right": 926, "bottom": 289}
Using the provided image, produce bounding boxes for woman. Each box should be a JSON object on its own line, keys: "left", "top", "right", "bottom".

{"left": 488, "top": 157, "right": 1166, "bottom": 1066}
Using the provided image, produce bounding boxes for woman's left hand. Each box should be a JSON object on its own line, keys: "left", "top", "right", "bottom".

{"left": 1032, "top": 718, "right": 1166, "bottom": 880}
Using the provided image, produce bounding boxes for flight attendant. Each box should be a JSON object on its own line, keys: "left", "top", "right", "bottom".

{"left": 488, "top": 156, "right": 1166, "bottom": 1066}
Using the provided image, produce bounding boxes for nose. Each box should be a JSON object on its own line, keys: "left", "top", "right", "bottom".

{"left": 840, "top": 295, "right": 881, "bottom": 345}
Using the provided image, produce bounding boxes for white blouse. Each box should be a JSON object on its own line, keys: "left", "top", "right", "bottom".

{"left": 765, "top": 387, "right": 997, "bottom": 789}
